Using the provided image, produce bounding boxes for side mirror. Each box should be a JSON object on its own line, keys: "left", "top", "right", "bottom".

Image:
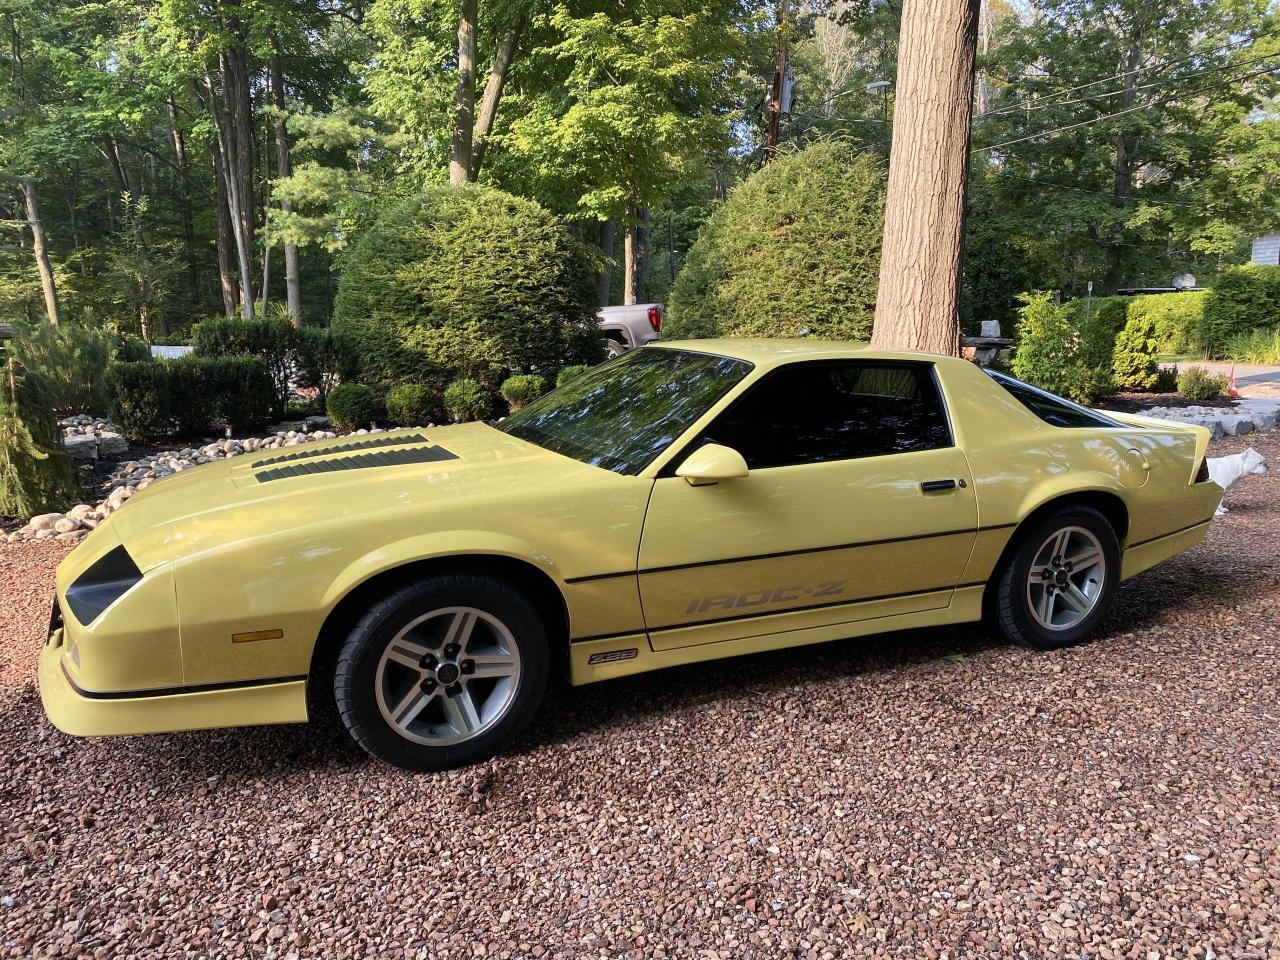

{"left": 675, "top": 443, "right": 749, "bottom": 486}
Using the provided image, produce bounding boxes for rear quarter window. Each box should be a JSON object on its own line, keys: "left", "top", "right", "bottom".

{"left": 984, "top": 370, "right": 1121, "bottom": 429}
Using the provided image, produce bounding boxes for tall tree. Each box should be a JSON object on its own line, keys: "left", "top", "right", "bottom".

{"left": 269, "top": 45, "right": 303, "bottom": 324}
{"left": 448, "top": 0, "right": 479, "bottom": 184}
{"left": 871, "top": 0, "right": 980, "bottom": 354}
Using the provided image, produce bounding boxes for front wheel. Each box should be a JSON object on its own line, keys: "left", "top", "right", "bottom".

{"left": 334, "top": 575, "right": 549, "bottom": 771}
{"left": 990, "top": 506, "right": 1120, "bottom": 650}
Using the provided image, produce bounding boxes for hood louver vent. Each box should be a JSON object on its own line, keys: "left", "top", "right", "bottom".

{"left": 254, "top": 444, "right": 457, "bottom": 483}
{"left": 254, "top": 432, "right": 430, "bottom": 467}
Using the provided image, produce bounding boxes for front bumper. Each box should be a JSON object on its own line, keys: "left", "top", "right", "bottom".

{"left": 39, "top": 635, "right": 309, "bottom": 738}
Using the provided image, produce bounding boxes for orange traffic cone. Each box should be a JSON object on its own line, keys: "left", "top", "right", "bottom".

{"left": 1228, "top": 363, "right": 1240, "bottom": 399}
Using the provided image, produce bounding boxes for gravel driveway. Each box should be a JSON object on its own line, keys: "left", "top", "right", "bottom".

{"left": 3, "top": 434, "right": 1278, "bottom": 960}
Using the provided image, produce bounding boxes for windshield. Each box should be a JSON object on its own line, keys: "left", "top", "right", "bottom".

{"left": 498, "top": 348, "right": 753, "bottom": 474}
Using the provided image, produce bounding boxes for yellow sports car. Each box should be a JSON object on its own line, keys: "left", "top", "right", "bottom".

{"left": 40, "top": 340, "right": 1221, "bottom": 770}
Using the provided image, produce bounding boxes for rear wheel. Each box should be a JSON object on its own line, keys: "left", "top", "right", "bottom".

{"left": 991, "top": 506, "right": 1120, "bottom": 650}
{"left": 334, "top": 575, "right": 549, "bottom": 771}
{"left": 605, "top": 338, "right": 628, "bottom": 359}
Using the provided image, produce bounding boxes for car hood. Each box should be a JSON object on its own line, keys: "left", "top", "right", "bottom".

{"left": 106, "top": 423, "right": 605, "bottom": 571}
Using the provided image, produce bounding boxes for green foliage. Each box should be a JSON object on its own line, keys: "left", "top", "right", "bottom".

{"left": 501, "top": 375, "right": 548, "bottom": 412}
{"left": 667, "top": 142, "right": 884, "bottom": 341}
{"left": 1060, "top": 296, "right": 1131, "bottom": 370}
{"left": 9, "top": 322, "right": 150, "bottom": 416}
{"left": 192, "top": 316, "right": 299, "bottom": 416}
{"left": 167, "top": 357, "right": 274, "bottom": 436}
{"left": 333, "top": 184, "right": 601, "bottom": 385}
{"left": 1154, "top": 365, "right": 1179, "bottom": 393}
{"left": 1011, "top": 292, "right": 1113, "bottom": 403}
{"left": 384, "top": 384, "right": 435, "bottom": 427}
{"left": 443, "top": 380, "right": 493, "bottom": 423}
{"left": 1177, "top": 367, "right": 1228, "bottom": 403}
{"left": 1223, "top": 328, "right": 1280, "bottom": 365}
{"left": 556, "top": 365, "right": 592, "bottom": 388}
{"left": 1200, "top": 266, "right": 1280, "bottom": 357}
{"left": 107, "top": 361, "right": 171, "bottom": 442}
{"left": 295, "top": 327, "right": 359, "bottom": 408}
{"left": 1126, "top": 292, "right": 1207, "bottom": 355}
{"left": 326, "top": 383, "right": 379, "bottom": 431}
{"left": 1111, "top": 315, "right": 1160, "bottom": 392}
{"left": 0, "top": 357, "right": 81, "bottom": 516}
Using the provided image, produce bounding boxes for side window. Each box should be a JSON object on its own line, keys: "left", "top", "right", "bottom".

{"left": 697, "top": 361, "right": 952, "bottom": 469}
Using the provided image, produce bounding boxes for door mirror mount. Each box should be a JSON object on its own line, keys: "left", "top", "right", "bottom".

{"left": 675, "top": 444, "right": 749, "bottom": 486}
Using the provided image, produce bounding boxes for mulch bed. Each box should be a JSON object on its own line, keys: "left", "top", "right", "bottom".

{"left": 1097, "top": 391, "right": 1236, "bottom": 414}
{"left": 2, "top": 433, "right": 1277, "bottom": 958}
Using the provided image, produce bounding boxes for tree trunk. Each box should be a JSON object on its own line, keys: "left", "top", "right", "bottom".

{"left": 167, "top": 98, "right": 200, "bottom": 295}
{"left": 635, "top": 207, "right": 650, "bottom": 304}
{"left": 205, "top": 67, "right": 255, "bottom": 318}
{"left": 210, "top": 139, "right": 238, "bottom": 317}
{"left": 1103, "top": 33, "right": 1144, "bottom": 295}
{"left": 220, "top": 38, "right": 256, "bottom": 287}
{"left": 468, "top": 17, "right": 523, "bottom": 181}
{"left": 448, "top": 0, "right": 478, "bottom": 186}
{"left": 597, "top": 219, "right": 616, "bottom": 308}
{"left": 623, "top": 196, "right": 638, "bottom": 305}
{"left": 764, "top": 0, "right": 789, "bottom": 162}
{"left": 270, "top": 48, "right": 303, "bottom": 325}
{"left": 22, "top": 178, "right": 60, "bottom": 327}
{"left": 870, "top": 0, "right": 980, "bottom": 356}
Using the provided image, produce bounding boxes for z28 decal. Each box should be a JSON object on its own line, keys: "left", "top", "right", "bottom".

{"left": 684, "top": 581, "right": 848, "bottom": 615}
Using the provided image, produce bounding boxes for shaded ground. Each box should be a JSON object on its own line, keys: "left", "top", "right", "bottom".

{"left": 1, "top": 434, "right": 1277, "bottom": 959}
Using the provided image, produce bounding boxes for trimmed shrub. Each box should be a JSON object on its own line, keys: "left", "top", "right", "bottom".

{"left": 1177, "top": 366, "right": 1228, "bottom": 403}
{"left": 295, "top": 327, "right": 358, "bottom": 408}
{"left": 1060, "top": 296, "right": 1131, "bottom": 370}
{"left": 1111, "top": 314, "right": 1160, "bottom": 391}
{"left": 107, "top": 360, "right": 171, "bottom": 441}
{"left": 168, "top": 356, "right": 274, "bottom": 435}
{"left": 192, "top": 315, "right": 298, "bottom": 416}
{"left": 333, "top": 184, "right": 601, "bottom": 385}
{"left": 556, "top": 365, "right": 592, "bottom": 388}
{"left": 1200, "top": 265, "right": 1280, "bottom": 357}
{"left": 1127, "top": 291, "right": 1207, "bottom": 355}
{"left": 667, "top": 142, "right": 884, "bottom": 341}
{"left": 0, "top": 356, "right": 81, "bottom": 516}
{"left": 1155, "top": 365, "right": 1179, "bottom": 392}
{"left": 385, "top": 384, "right": 435, "bottom": 427}
{"left": 501, "top": 374, "right": 547, "bottom": 411}
{"left": 444, "top": 380, "right": 493, "bottom": 423}
{"left": 326, "top": 383, "right": 379, "bottom": 431}
{"left": 1012, "top": 292, "right": 1112, "bottom": 403}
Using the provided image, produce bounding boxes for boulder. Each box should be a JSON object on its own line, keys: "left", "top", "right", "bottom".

{"left": 53, "top": 517, "right": 81, "bottom": 534}
{"left": 29, "top": 513, "right": 63, "bottom": 532}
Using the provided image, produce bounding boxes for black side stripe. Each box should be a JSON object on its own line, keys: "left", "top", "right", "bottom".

{"left": 571, "top": 581, "right": 988, "bottom": 641}
{"left": 1127, "top": 516, "right": 1214, "bottom": 549}
{"left": 564, "top": 524, "right": 1018, "bottom": 584}
{"left": 63, "top": 664, "right": 306, "bottom": 701}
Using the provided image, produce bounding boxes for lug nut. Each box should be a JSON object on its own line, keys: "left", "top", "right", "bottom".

{"left": 419, "top": 678, "right": 437, "bottom": 694}
{"left": 461, "top": 659, "right": 475, "bottom": 675}
{"left": 444, "top": 644, "right": 461, "bottom": 658}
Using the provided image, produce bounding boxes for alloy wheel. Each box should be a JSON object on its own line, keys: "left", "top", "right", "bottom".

{"left": 1024, "top": 525, "right": 1107, "bottom": 631}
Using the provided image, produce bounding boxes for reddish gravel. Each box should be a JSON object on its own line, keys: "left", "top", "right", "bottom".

{"left": 2, "top": 434, "right": 1278, "bottom": 960}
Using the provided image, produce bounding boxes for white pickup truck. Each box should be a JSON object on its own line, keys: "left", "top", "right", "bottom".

{"left": 598, "top": 302, "right": 663, "bottom": 358}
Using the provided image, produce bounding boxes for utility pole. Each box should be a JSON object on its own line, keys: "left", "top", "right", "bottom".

{"left": 764, "top": 0, "right": 789, "bottom": 162}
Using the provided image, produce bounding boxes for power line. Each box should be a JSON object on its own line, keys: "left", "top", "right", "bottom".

{"left": 977, "top": 48, "right": 1280, "bottom": 120}
{"left": 987, "top": 170, "right": 1218, "bottom": 211}
{"left": 973, "top": 63, "right": 1280, "bottom": 153}
{"left": 981, "top": 25, "right": 1280, "bottom": 117}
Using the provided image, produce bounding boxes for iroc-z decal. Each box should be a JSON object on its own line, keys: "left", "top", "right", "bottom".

{"left": 684, "top": 580, "right": 848, "bottom": 615}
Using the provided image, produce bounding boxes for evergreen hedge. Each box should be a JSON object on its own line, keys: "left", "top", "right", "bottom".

{"left": 333, "top": 184, "right": 601, "bottom": 385}
{"left": 326, "top": 383, "right": 379, "bottom": 431}
{"left": 666, "top": 142, "right": 885, "bottom": 341}
{"left": 107, "top": 357, "right": 273, "bottom": 440}
{"left": 1200, "top": 265, "right": 1280, "bottom": 357}
{"left": 1126, "top": 291, "right": 1207, "bottom": 355}
{"left": 1011, "top": 292, "right": 1113, "bottom": 403}
{"left": 444, "top": 380, "right": 493, "bottom": 423}
{"left": 1111, "top": 313, "right": 1160, "bottom": 391}
{"left": 192, "top": 315, "right": 298, "bottom": 416}
{"left": 9, "top": 322, "right": 150, "bottom": 416}
{"left": 385, "top": 384, "right": 435, "bottom": 427}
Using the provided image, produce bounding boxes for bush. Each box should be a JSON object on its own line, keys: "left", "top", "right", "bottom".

{"left": 1127, "top": 292, "right": 1207, "bottom": 355}
{"left": 501, "top": 374, "right": 547, "bottom": 411}
{"left": 107, "top": 360, "right": 171, "bottom": 441}
{"left": 385, "top": 384, "right": 435, "bottom": 427}
{"left": 444, "top": 380, "right": 493, "bottom": 423}
{"left": 1155, "top": 364, "right": 1179, "bottom": 392}
{"left": 168, "top": 356, "right": 274, "bottom": 435}
{"left": 556, "top": 364, "right": 592, "bottom": 388}
{"left": 1111, "top": 314, "right": 1160, "bottom": 391}
{"left": 192, "top": 315, "right": 298, "bottom": 416}
{"left": 333, "top": 183, "right": 601, "bottom": 385}
{"left": 1177, "top": 366, "right": 1228, "bottom": 403}
{"left": 1060, "top": 296, "right": 1131, "bottom": 370}
{"left": 1222, "top": 327, "right": 1280, "bottom": 364}
{"left": 326, "top": 383, "right": 379, "bottom": 431}
{"left": 1011, "top": 292, "right": 1112, "bottom": 403}
{"left": 666, "top": 141, "right": 884, "bottom": 341}
{"left": 9, "top": 322, "right": 150, "bottom": 415}
{"left": 0, "top": 356, "right": 81, "bottom": 516}
{"left": 1200, "top": 265, "right": 1280, "bottom": 357}
{"left": 295, "top": 327, "right": 358, "bottom": 408}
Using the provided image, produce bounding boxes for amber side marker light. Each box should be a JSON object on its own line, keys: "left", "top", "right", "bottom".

{"left": 232, "top": 628, "right": 284, "bottom": 644}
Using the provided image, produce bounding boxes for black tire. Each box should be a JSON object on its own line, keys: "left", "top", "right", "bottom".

{"left": 334, "top": 574, "right": 549, "bottom": 771}
{"left": 990, "top": 506, "right": 1120, "bottom": 651}
{"left": 605, "top": 339, "right": 628, "bottom": 359}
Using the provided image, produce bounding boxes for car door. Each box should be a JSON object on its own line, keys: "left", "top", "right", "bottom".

{"left": 638, "top": 360, "right": 978, "bottom": 650}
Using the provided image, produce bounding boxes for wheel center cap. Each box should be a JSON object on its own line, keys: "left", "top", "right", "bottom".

{"left": 1054, "top": 569, "right": 1070, "bottom": 588}
{"left": 434, "top": 662, "right": 461, "bottom": 685}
